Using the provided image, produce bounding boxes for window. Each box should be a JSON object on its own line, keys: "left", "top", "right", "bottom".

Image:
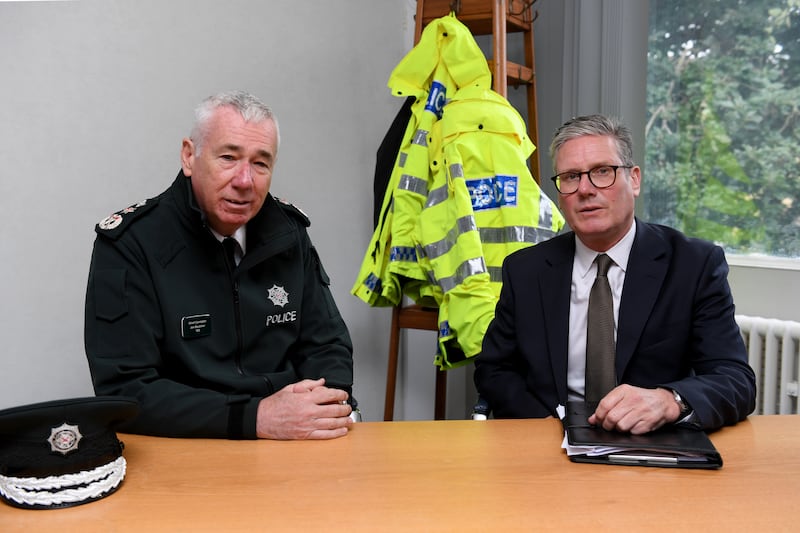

{"left": 645, "top": 0, "right": 800, "bottom": 259}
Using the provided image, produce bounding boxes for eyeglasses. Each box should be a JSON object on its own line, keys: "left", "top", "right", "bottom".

{"left": 550, "top": 165, "right": 633, "bottom": 195}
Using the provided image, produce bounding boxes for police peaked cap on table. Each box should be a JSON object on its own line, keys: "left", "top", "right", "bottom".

{"left": 0, "top": 396, "right": 139, "bottom": 509}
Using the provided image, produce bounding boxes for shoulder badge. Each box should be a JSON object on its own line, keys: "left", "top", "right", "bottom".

{"left": 274, "top": 196, "right": 310, "bottom": 227}
{"left": 96, "top": 198, "right": 159, "bottom": 239}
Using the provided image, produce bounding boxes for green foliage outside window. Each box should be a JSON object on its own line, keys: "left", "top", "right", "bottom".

{"left": 645, "top": 0, "right": 800, "bottom": 257}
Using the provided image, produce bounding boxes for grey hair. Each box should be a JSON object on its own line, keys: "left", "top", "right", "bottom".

{"left": 549, "top": 114, "right": 634, "bottom": 172}
{"left": 190, "top": 90, "right": 280, "bottom": 154}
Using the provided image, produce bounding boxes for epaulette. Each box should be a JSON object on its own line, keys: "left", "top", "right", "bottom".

{"left": 95, "top": 197, "right": 159, "bottom": 239}
{"left": 274, "top": 196, "right": 310, "bottom": 227}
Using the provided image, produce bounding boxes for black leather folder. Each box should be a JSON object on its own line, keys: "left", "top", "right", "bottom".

{"left": 564, "top": 401, "right": 723, "bottom": 469}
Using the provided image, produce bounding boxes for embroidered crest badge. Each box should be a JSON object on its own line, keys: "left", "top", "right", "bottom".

{"left": 98, "top": 213, "right": 123, "bottom": 230}
{"left": 97, "top": 200, "right": 148, "bottom": 230}
{"left": 48, "top": 422, "right": 83, "bottom": 455}
{"left": 267, "top": 285, "right": 289, "bottom": 308}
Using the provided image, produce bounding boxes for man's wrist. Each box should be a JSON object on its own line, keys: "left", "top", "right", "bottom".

{"left": 664, "top": 388, "right": 696, "bottom": 425}
{"left": 658, "top": 387, "right": 691, "bottom": 420}
{"left": 671, "top": 389, "right": 691, "bottom": 416}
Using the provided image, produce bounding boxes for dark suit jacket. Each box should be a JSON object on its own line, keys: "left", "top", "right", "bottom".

{"left": 474, "top": 220, "right": 756, "bottom": 430}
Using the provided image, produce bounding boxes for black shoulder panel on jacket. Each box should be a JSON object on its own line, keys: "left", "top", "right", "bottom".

{"left": 274, "top": 197, "right": 310, "bottom": 227}
{"left": 374, "top": 95, "right": 415, "bottom": 229}
{"left": 94, "top": 198, "right": 160, "bottom": 240}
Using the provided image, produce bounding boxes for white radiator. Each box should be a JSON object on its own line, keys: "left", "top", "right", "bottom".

{"left": 736, "top": 315, "right": 800, "bottom": 415}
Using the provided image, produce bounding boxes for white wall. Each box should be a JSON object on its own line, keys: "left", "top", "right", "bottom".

{"left": 0, "top": 0, "right": 428, "bottom": 419}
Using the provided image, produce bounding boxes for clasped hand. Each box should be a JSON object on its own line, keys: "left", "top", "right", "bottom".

{"left": 256, "top": 378, "right": 353, "bottom": 440}
{"left": 587, "top": 384, "right": 681, "bottom": 434}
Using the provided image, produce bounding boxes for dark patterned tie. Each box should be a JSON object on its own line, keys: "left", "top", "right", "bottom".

{"left": 585, "top": 253, "right": 616, "bottom": 402}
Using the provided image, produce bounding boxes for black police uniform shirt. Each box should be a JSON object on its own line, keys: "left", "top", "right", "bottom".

{"left": 84, "top": 172, "right": 354, "bottom": 439}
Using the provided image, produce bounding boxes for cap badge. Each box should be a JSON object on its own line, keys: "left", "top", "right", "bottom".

{"left": 48, "top": 423, "right": 83, "bottom": 455}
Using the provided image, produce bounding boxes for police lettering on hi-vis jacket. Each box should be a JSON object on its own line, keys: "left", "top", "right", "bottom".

{"left": 84, "top": 91, "right": 356, "bottom": 441}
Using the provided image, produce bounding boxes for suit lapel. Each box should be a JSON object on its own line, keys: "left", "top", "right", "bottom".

{"left": 539, "top": 234, "right": 574, "bottom": 404}
{"left": 616, "top": 221, "right": 670, "bottom": 373}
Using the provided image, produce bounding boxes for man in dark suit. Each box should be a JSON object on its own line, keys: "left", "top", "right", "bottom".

{"left": 474, "top": 114, "right": 756, "bottom": 433}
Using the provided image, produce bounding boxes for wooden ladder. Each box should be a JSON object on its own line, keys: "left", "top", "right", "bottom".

{"left": 415, "top": 0, "right": 541, "bottom": 180}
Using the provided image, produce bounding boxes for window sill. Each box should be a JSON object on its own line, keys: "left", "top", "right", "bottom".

{"left": 726, "top": 254, "right": 800, "bottom": 272}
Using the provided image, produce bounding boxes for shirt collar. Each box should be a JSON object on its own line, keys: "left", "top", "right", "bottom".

{"left": 209, "top": 225, "right": 247, "bottom": 254}
{"left": 574, "top": 219, "right": 637, "bottom": 279}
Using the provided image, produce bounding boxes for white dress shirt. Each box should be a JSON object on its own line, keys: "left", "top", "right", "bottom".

{"left": 566, "top": 220, "right": 636, "bottom": 400}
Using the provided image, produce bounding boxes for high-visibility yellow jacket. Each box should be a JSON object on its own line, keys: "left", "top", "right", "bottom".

{"left": 352, "top": 14, "right": 564, "bottom": 368}
{"left": 352, "top": 13, "right": 490, "bottom": 309}
{"left": 421, "top": 85, "right": 564, "bottom": 368}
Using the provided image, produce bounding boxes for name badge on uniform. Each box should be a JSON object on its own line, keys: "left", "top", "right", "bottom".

{"left": 181, "top": 314, "right": 211, "bottom": 338}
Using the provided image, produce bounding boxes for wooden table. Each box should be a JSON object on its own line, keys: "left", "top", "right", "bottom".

{"left": 2, "top": 416, "right": 798, "bottom": 531}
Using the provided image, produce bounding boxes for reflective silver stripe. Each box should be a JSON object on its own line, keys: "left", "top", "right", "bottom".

{"left": 425, "top": 165, "right": 463, "bottom": 208}
{"left": 488, "top": 266, "right": 503, "bottom": 283}
{"left": 398, "top": 151, "right": 408, "bottom": 168}
{"left": 398, "top": 174, "right": 428, "bottom": 196}
{"left": 412, "top": 129, "right": 429, "bottom": 147}
{"left": 426, "top": 270, "right": 438, "bottom": 286}
{"left": 437, "top": 257, "right": 487, "bottom": 293}
{"left": 479, "top": 226, "right": 558, "bottom": 245}
{"left": 425, "top": 184, "right": 449, "bottom": 208}
{"left": 424, "top": 215, "right": 477, "bottom": 260}
{"left": 538, "top": 194, "right": 554, "bottom": 229}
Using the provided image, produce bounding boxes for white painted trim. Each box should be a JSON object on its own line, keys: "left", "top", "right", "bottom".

{"left": 727, "top": 254, "right": 800, "bottom": 272}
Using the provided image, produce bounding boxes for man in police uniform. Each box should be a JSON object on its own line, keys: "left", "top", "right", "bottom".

{"left": 84, "top": 91, "right": 355, "bottom": 440}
